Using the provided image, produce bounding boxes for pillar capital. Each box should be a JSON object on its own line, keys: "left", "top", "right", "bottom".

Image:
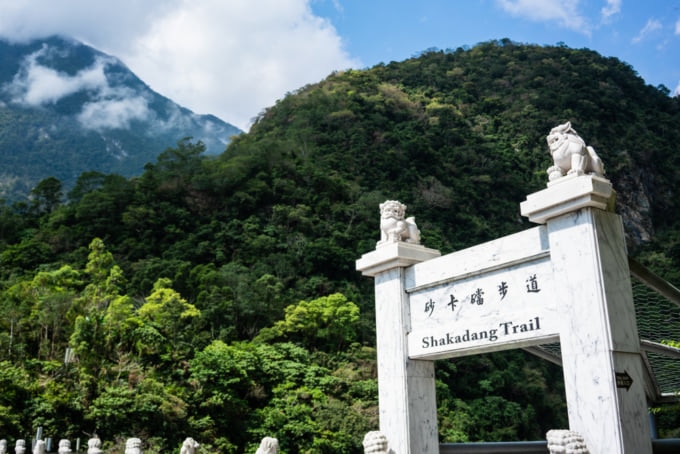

{"left": 356, "top": 242, "right": 441, "bottom": 277}
{"left": 520, "top": 174, "right": 615, "bottom": 224}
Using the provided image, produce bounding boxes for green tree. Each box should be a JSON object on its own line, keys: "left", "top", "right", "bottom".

{"left": 0, "top": 360, "right": 35, "bottom": 434}
{"left": 188, "top": 340, "right": 261, "bottom": 453}
{"left": 67, "top": 171, "right": 108, "bottom": 203}
{"left": 0, "top": 280, "right": 33, "bottom": 361}
{"left": 248, "top": 343, "right": 374, "bottom": 453}
{"left": 255, "top": 293, "right": 360, "bottom": 352}
{"left": 30, "top": 177, "right": 63, "bottom": 215}
{"left": 86, "top": 377, "right": 188, "bottom": 445}
{"left": 189, "top": 262, "right": 286, "bottom": 342}
{"left": 0, "top": 41, "right": 679, "bottom": 446}
{"left": 14, "top": 265, "right": 82, "bottom": 361}
{"left": 136, "top": 278, "right": 200, "bottom": 361}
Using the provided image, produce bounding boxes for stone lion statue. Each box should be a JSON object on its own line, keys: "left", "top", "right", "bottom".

{"left": 58, "top": 440, "right": 72, "bottom": 454}
{"left": 13, "top": 440, "right": 26, "bottom": 454}
{"left": 0, "top": 439, "right": 7, "bottom": 454}
{"left": 546, "top": 122, "right": 604, "bottom": 182}
{"left": 378, "top": 200, "right": 420, "bottom": 246}
{"left": 362, "top": 431, "right": 389, "bottom": 454}
{"left": 87, "top": 437, "right": 102, "bottom": 454}
{"left": 33, "top": 440, "right": 46, "bottom": 454}
{"left": 546, "top": 429, "right": 589, "bottom": 454}
{"left": 255, "top": 437, "right": 278, "bottom": 454}
{"left": 124, "top": 438, "right": 142, "bottom": 454}
{"left": 180, "top": 437, "right": 199, "bottom": 454}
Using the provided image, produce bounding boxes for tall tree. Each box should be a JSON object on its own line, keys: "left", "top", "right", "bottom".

{"left": 30, "top": 177, "right": 63, "bottom": 215}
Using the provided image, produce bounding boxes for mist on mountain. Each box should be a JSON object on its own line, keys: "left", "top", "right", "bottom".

{"left": 0, "top": 35, "right": 241, "bottom": 200}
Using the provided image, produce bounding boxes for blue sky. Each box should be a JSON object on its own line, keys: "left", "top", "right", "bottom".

{"left": 311, "top": 0, "right": 680, "bottom": 93}
{"left": 0, "top": 0, "right": 678, "bottom": 130}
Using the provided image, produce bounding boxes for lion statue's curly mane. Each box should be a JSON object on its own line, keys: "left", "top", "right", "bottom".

{"left": 546, "top": 122, "right": 604, "bottom": 182}
{"left": 378, "top": 200, "right": 420, "bottom": 246}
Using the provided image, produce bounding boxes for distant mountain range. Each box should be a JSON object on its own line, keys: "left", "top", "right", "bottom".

{"left": 0, "top": 35, "right": 242, "bottom": 200}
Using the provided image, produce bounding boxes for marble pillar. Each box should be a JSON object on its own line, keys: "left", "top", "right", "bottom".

{"left": 357, "top": 241, "right": 441, "bottom": 454}
{"left": 522, "top": 175, "right": 652, "bottom": 454}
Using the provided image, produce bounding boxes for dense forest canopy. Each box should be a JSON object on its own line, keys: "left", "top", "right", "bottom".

{"left": 0, "top": 40, "right": 679, "bottom": 453}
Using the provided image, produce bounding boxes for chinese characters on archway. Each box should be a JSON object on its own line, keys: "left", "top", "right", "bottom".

{"left": 423, "top": 273, "right": 543, "bottom": 318}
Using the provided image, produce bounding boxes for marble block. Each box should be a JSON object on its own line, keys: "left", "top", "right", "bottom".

{"left": 404, "top": 226, "right": 559, "bottom": 360}
{"left": 520, "top": 174, "right": 614, "bottom": 224}
{"left": 356, "top": 241, "right": 440, "bottom": 277}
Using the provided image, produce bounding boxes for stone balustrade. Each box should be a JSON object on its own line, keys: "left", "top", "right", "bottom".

{"left": 0, "top": 436, "right": 283, "bottom": 454}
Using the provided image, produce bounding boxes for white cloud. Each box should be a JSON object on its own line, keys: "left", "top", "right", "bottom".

{"left": 78, "top": 97, "right": 150, "bottom": 130}
{"left": 632, "top": 18, "right": 662, "bottom": 43}
{"left": 0, "top": 0, "right": 357, "bottom": 131}
{"left": 4, "top": 46, "right": 110, "bottom": 106}
{"left": 601, "top": 0, "right": 621, "bottom": 22}
{"left": 674, "top": 80, "right": 680, "bottom": 97}
{"left": 0, "top": 1, "right": 180, "bottom": 46}
{"left": 3, "top": 44, "right": 152, "bottom": 130}
{"left": 121, "top": 0, "right": 358, "bottom": 130}
{"left": 676, "top": 18, "right": 680, "bottom": 35}
{"left": 495, "top": 0, "right": 590, "bottom": 35}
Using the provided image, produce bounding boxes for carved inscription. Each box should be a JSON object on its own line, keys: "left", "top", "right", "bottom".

{"left": 422, "top": 316, "right": 541, "bottom": 348}
{"left": 407, "top": 257, "right": 558, "bottom": 359}
{"left": 421, "top": 272, "right": 544, "bottom": 318}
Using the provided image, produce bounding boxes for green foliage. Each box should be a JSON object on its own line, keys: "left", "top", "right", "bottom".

{"left": 0, "top": 41, "right": 679, "bottom": 450}
{"left": 255, "top": 293, "right": 360, "bottom": 352}
{"left": 245, "top": 343, "right": 376, "bottom": 453}
{"left": 87, "top": 378, "right": 187, "bottom": 440}
{"left": 30, "top": 177, "right": 63, "bottom": 215}
{"left": 136, "top": 278, "right": 200, "bottom": 360}
{"left": 434, "top": 350, "right": 568, "bottom": 442}
{"left": 0, "top": 361, "right": 35, "bottom": 434}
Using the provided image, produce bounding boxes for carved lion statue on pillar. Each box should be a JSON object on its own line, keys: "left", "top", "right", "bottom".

{"left": 14, "top": 440, "right": 26, "bottom": 454}
{"left": 378, "top": 200, "right": 420, "bottom": 246}
{"left": 546, "top": 429, "right": 590, "bottom": 454}
{"left": 180, "top": 438, "right": 199, "bottom": 454}
{"left": 546, "top": 122, "right": 604, "bottom": 182}
{"left": 57, "top": 440, "right": 72, "bottom": 454}
{"left": 255, "top": 437, "right": 279, "bottom": 454}
{"left": 86, "top": 437, "right": 102, "bottom": 454}
{"left": 124, "top": 438, "right": 142, "bottom": 454}
{"left": 362, "top": 431, "right": 389, "bottom": 454}
{"left": 33, "top": 441, "right": 46, "bottom": 454}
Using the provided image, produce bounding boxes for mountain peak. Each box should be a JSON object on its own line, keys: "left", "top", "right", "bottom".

{"left": 0, "top": 36, "right": 241, "bottom": 200}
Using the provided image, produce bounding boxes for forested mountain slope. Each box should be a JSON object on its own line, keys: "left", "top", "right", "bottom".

{"left": 0, "top": 40, "right": 678, "bottom": 453}
{"left": 242, "top": 41, "right": 679, "bottom": 249}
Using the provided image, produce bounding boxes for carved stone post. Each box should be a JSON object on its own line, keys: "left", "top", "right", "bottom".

{"left": 356, "top": 201, "right": 440, "bottom": 454}
{"left": 546, "top": 429, "right": 590, "bottom": 454}
{"left": 124, "top": 438, "right": 142, "bottom": 454}
{"left": 86, "top": 437, "right": 103, "bottom": 454}
{"left": 362, "top": 431, "right": 389, "bottom": 453}
{"left": 58, "top": 440, "right": 72, "bottom": 454}
{"left": 13, "top": 440, "right": 25, "bottom": 454}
